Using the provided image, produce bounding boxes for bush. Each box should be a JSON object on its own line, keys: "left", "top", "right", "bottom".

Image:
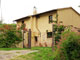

{"left": 54, "top": 30, "right": 80, "bottom": 60}
{"left": 61, "top": 31, "right": 80, "bottom": 60}
{"left": 0, "top": 30, "right": 22, "bottom": 48}
{"left": 0, "top": 24, "right": 22, "bottom": 48}
{"left": 0, "top": 24, "right": 16, "bottom": 30}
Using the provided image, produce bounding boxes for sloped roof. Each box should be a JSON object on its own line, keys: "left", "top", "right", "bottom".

{"left": 14, "top": 7, "right": 80, "bottom": 21}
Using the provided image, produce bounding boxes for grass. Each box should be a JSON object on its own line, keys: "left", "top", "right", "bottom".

{"left": 11, "top": 47, "right": 54, "bottom": 60}
{"left": 0, "top": 48, "right": 27, "bottom": 51}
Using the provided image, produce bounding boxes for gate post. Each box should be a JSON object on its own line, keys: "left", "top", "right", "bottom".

{"left": 22, "top": 30, "right": 25, "bottom": 48}
{"left": 52, "top": 24, "right": 55, "bottom": 51}
{"left": 28, "top": 29, "right": 31, "bottom": 48}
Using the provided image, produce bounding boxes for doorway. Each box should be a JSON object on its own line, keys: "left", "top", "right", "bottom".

{"left": 35, "top": 36, "right": 38, "bottom": 46}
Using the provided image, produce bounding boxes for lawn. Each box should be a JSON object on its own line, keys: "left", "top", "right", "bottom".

{"left": 0, "top": 48, "right": 27, "bottom": 51}
{"left": 11, "top": 47, "right": 54, "bottom": 60}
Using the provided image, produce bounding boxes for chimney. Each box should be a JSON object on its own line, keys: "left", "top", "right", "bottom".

{"left": 33, "top": 6, "right": 37, "bottom": 15}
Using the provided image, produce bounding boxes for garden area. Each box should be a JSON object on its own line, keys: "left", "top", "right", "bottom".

{"left": 0, "top": 24, "right": 80, "bottom": 60}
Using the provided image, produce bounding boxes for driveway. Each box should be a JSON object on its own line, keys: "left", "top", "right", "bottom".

{"left": 0, "top": 50, "right": 38, "bottom": 60}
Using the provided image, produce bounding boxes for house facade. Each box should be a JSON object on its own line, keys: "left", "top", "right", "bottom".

{"left": 15, "top": 7, "right": 80, "bottom": 48}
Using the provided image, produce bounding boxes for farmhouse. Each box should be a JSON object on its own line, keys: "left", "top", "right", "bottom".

{"left": 15, "top": 7, "right": 80, "bottom": 47}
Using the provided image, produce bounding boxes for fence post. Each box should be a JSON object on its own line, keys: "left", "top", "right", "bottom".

{"left": 28, "top": 29, "right": 31, "bottom": 48}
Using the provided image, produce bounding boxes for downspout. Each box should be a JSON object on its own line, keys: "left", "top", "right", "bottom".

{"left": 31, "top": 16, "right": 33, "bottom": 31}
{"left": 36, "top": 17, "right": 41, "bottom": 37}
{"left": 56, "top": 10, "right": 58, "bottom": 24}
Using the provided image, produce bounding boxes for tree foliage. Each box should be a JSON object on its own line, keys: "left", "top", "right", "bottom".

{"left": 53, "top": 24, "right": 65, "bottom": 44}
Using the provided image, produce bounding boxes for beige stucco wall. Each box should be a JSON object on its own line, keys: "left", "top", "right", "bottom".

{"left": 37, "top": 11, "right": 57, "bottom": 47}
{"left": 57, "top": 8, "right": 80, "bottom": 28}
{"left": 17, "top": 18, "right": 31, "bottom": 30}
{"left": 17, "top": 21, "right": 21, "bottom": 29}
{"left": 16, "top": 17, "right": 37, "bottom": 47}
{"left": 24, "top": 18, "right": 31, "bottom": 29}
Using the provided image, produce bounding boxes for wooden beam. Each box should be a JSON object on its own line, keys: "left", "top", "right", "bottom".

{"left": 28, "top": 29, "right": 31, "bottom": 48}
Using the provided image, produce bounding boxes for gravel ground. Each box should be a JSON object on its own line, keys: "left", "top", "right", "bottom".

{"left": 0, "top": 50, "right": 38, "bottom": 60}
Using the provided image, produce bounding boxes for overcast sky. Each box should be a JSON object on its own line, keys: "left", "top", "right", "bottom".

{"left": 0, "top": 0, "right": 80, "bottom": 24}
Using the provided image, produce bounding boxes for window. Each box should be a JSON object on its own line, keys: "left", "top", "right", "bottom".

{"left": 21, "top": 20, "right": 25, "bottom": 29}
{"left": 22, "top": 21, "right": 24, "bottom": 24}
{"left": 78, "top": 29, "right": 80, "bottom": 32}
{"left": 47, "top": 32, "right": 52, "bottom": 38}
{"left": 36, "top": 15, "right": 40, "bottom": 19}
{"left": 49, "top": 15, "right": 53, "bottom": 23}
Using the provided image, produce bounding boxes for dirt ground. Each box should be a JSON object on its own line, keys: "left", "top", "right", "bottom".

{"left": 0, "top": 50, "right": 38, "bottom": 60}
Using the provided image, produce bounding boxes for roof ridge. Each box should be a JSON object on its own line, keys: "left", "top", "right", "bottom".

{"left": 14, "top": 7, "right": 80, "bottom": 21}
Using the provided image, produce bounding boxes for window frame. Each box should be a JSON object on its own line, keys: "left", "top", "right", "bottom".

{"left": 49, "top": 15, "right": 53, "bottom": 23}
{"left": 47, "top": 32, "right": 52, "bottom": 38}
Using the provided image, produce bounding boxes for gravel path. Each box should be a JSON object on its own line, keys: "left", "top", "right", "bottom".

{"left": 0, "top": 50, "right": 38, "bottom": 60}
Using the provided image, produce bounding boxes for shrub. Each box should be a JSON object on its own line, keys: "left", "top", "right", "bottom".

{"left": 61, "top": 31, "right": 80, "bottom": 60}
{"left": 54, "top": 30, "right": 80, "bottom": 60}
{"left": 0, "top": 24, "right": 22, "bottom": 48}
{"left": 0, "top": 24, "right": 16, "bottom": 30}
{"left": 0, "top": 30, "right": 22, "bottom": 48}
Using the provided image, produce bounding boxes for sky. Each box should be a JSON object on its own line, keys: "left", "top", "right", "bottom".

{"left": 0, "top": 0, "right": 80, "bottom": 24}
